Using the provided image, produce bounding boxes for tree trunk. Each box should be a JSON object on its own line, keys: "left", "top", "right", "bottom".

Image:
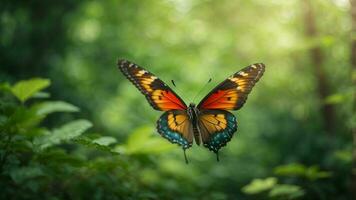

{"left": 350, "top": 0, "right": 356, "bottom": 196}
{"left": 302, "top": 0, "right": 335, "bottom": 135}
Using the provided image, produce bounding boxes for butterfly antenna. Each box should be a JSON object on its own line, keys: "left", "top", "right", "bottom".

{"left": 170, "top": 79, "right": 187, "bottom": 102}
{"left": 171, "top": 80, "right": 176, "bottom": 87}
{"left": 192, "top": 78, "right": 212, "bottom": 103}
{"left": 183, "top": 150, "right": 189, "bottom": 164}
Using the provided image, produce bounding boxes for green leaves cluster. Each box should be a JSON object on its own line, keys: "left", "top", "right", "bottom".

{"left": 274, "top": 163, "right": 332, "bottom": 181}
{"left": 0, "top": 78, "right": 92, "bottom": 150}
{"left": 0, "top": 78, "right": 122, "bottom": 199}
{"left": 242, "top": 177, "right": 305, "bottom": 200}
{"left": 242, "top": 163, "right": 332, "bottom": 199}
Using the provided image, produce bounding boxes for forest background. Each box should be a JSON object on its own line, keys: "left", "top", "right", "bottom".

{"left": 1, "top": 0, "right": 355, "bottom": 199}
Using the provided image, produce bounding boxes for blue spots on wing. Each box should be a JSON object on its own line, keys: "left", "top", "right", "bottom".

{"left": 157, "top": 112, "right": 191, "bottom": 149}
{"left": 203, "top": 114, "right": 237, "bottom": 153}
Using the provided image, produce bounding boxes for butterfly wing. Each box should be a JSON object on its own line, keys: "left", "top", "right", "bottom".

{"left": 198, "top": 110, "right": 237, "bottom": 153}
{"left": 118, "top": 59, "right": 187, "bottom": 111}
{"left": 157, "top": 110, "right": 193, "bottom": 150}
{"left": 197, "top": 63, "right": 265, "bottom": 110}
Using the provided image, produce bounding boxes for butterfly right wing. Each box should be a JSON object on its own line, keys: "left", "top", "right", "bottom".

{"left": 197, "top": 63, "right": 265, "bottom": 110}
{"left": 118, "top": 59, "right": 187, "bottom": 111}
{"left": 157, "top": 110, "right": 193, "bottom": 150}
{"left": 198, "top": 110, "right": 237, "bottom": 153}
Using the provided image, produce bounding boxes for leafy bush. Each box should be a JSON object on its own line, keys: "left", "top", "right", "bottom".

{"left": 0, "top": 78, "right": 124, "bottom": 199}
{"left": 242, "top": 163, "right": 334, "bottom": 200}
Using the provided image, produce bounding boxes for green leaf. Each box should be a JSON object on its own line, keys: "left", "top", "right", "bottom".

{"left": 268, "top": 184, "right": 305, "bottom": 199}
{"left": 35, "top": 119, "right": 92, "bottom": 150}
{"left": 305, "top": 166, "right": 332, "bottom": 180}
{"left": 242, "top": 177, "right": 277, "bottom": 194}
{"left": 33, "top": 101, "right": 79, "bottom": 116}
{"left": 92, "top": 136, "right": 117, "bottom": 146}
{"left": 5, "top": 106, "right": 43, "bottom": 132}
{"left": 73, "top": 136, "right": 119, "bottom": 154}
{"left": 274, "top": 163, "right": 332, "bottom": 180}
{"left": 324, "top": 93, "right": 346, "bottom": 105}
{"left": 274, "top": 163, "right": 306, "bottom": 177}
{"left": 10, "top": 78, "right": 50, "bottom": 103}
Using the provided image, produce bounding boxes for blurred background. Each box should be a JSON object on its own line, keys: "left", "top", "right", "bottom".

{"left": 0, "top": 0, "right": 355, "bottom": 199}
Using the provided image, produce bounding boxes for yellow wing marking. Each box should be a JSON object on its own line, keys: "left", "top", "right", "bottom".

{"left": 228, "top": 77, "right": 252, "bottom": 92}
{"left": 139, "top": 76, "right": 157, "bottom": 92}
{"left": 136, "top": 70, "right": 146, "bottom": 77}
{"left": 200, "top": 114, "right": 227, "bottom": 132}
{"left": 167, "top": 113, "right": 191, "bottom": 134}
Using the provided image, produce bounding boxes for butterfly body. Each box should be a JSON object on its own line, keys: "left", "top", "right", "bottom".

{"left": 187, "top": 103, "right": 201, "bottom": 145}
{"left": 118, "top": 59, "right": 265, "bottom": 162}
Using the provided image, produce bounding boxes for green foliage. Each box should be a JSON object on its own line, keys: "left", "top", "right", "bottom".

{"left": 324, "top": 93, "right": 347, "bottom": 105}
{"left": 269, "top": 184, "right": 305, "bottom": 200}
{"left": 10, "top": 165, "right": 44, "bottom": 184}
{"left": 332, "top": 149, "right": 352, "bottom": 163}
{"left": 243, "top": 177, "right": 305, "bottom": 200}
{"left": 34, "top": 119, "right": 92, "bottom": 150}
{"left": 0, "top": 79, "right": 120, "bottom": 199}
{"left": 274, "top": 163, "right": 332, "bottom": 180}
{"left": 74, "top": 135, "right": 119, "bottom": 154}
{"left": 242, "top": 177, "right": 278, "bottom": 194}
{"left": 242, "top": 163, "right": 333, "bottom": 199}
{"left": 92, "top": 136, "right": 117, "bottom": 146}
{"left": 33, "top": 101, "right": 79, "bottom": 116}
{"left": 10, "top": 78, "right": 51, "bottom": 103}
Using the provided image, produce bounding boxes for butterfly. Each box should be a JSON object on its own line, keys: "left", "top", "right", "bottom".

{"left": 118, "top": 59, "right": 265, "bottom": 163}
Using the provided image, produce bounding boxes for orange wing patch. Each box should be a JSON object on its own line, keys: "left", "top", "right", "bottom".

{"left": 198, "top": 63, "right": 265, "bottom": 110}
{"left": 199, "top": 89, "right": 238, "bottom": 110}
{"left": 151, "top": 90, "right": 187, "bottom": 111}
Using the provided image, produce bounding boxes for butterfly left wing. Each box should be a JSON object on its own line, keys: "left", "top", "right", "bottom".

{"left": 197, "top": 63, "right": 265, "bottom": 110}
{"left": 157, "top": 110, "right": 193, "bottom": 150}
{"left": 118, "top": 59, "right": 187, "bottom": 111}
{"left": 198, "top": 110, "right": 237, "bottom": 157}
